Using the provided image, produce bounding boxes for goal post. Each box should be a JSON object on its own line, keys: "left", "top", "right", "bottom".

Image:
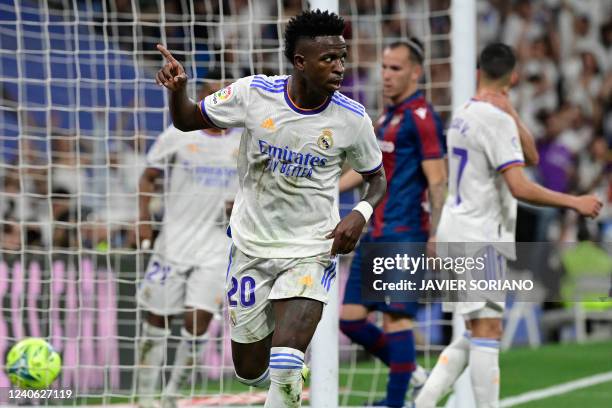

{"left": 447, "top": 1, "right": 477, "bottom": 407}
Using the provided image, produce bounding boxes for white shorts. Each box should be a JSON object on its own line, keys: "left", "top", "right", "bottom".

{"left": 226, "top": 245, "right": 336, "bottom": 344}
{"left": 138, "top": 253, "right": 226, "bottom": 316}
{"left": 443, "top": 245, "right": 507, "bottom": 320}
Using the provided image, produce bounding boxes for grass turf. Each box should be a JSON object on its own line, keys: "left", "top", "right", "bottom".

{"left": 72, "top": 340, "right": 612, "bottom": 406}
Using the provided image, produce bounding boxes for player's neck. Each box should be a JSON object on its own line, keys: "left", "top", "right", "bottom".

{"left": 390, "top": 83, "right": 419, "bottom": 105}
{"left": 476, "top": 82, "right": 509, "bottom": 97}
{"left": 287, "top": 76, "right": 329, "bottom": 109}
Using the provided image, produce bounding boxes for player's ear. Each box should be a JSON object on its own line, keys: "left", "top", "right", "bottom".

{"left": 293, "top": 53, "right": 306, "bottom": 71}
{"left": 510, "top": 70, "right": 519, "bottom": 87}
{"left": 413, "top": 64, "right": 423, "bottom": 82}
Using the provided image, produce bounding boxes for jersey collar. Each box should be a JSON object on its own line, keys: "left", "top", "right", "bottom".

{"left": 283, "top": 77, "right": 332, "bottom": 115}
{"left": 387, "top": 90, "right": 423, "bottom": 111}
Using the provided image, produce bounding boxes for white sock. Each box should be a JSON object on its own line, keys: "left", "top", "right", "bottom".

{"left": 264, "top": 347, "right": 305, "bottom": 408}
{"left": 411, "top": 364, "right": 429, "bottom": 388}
{"left": 236, "top": 367, "right": 271, "bottom": 389}
{"left": 137, "top": 322, "right": 170, "bottom": 405}
{"left": 415, "top": 331, "right": 471, "bottom": 408}
{"left": 164, "top": 327, "right": 207, "bottom": 397}
{"left": 469, "top": 338, "right": 500, "bottom": 408}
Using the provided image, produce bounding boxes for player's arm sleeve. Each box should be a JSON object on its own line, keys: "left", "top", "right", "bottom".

{"left": 413, "top": 107, "right": 446, "bottom": 160}
{"left": 483, "top": 114, "right": 525, "bottom": 173}
{"left": 146, "top": 126, "right": 183, "bottom": 169}
{"left": 345, "top": 114, "right": 383, "bottom": 175}
{"left": 198, "top": 76, "right": 251, "bottom": 129}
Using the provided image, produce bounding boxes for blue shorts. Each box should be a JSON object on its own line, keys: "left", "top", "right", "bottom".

{"left": 343, "top": 233, "right": 427, "bottom": 317}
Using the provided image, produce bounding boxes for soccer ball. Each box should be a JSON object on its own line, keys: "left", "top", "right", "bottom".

{"left": 5, "top": 338, "right": 62, "bottom": 389}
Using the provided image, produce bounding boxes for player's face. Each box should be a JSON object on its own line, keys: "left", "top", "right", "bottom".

{"left": 300, "top": 36, "right": 347, "bottom": 95}
{"left": 382, "top": 46, "right": 421, "bottom": 103}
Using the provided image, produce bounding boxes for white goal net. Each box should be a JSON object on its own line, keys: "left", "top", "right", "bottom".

{"left": 0, "top": 0, "right": 454, "bottom": 405}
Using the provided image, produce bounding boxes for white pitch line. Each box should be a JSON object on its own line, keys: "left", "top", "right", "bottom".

{"left": 500, "top": 370, "right": 612, "bottom": 407}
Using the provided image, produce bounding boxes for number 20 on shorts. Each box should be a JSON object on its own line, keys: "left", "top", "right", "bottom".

{"left": 227, "top": 276, "right": 256, "bottom": 307}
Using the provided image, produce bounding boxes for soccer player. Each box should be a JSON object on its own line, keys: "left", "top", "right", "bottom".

{"left": 155, "top": 9, "right": 386, "bottom": 408}
{"left": 415, "top": 43, "right": 602, "bottom": 408}
{"left": 136, "top": 69, "right": 242, "bottom": 408}
{"left": 338, "top": 39, "right": 447, "bottom": 408}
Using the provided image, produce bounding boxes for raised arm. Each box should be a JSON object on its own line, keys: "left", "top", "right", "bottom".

{"left": 506, "top": 109, "right": 539, "bottom": 166}
{"left": 502, "top": 166, "right": 601, "bottom": 217}
{"left": 155, "top": 44, "right": 214, "bottom": 131}
{"left": 326, "top": 168, "right": 386, "bottom": 256}
{"left": 478, "top": 92, "right": 539, "bottom": 166}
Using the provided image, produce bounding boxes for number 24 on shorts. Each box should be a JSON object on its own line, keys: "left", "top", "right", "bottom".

{"left": 227, "top": 276, "right": 256, "bottom": 307}
{"left": 144, "top": 260, "right": 171, "bottom": 284}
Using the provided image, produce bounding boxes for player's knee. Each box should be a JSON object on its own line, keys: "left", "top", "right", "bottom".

{"left": 382, "top": 312, "right": 413, "bottom": 332}
{"left": 340, "top": 304, "right": 368, "bottom": 321}
{"left": 183, "top": 309, "right": 213, "bottom": 336}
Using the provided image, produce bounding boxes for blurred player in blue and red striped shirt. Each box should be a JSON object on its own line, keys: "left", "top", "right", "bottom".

{"left": 339, "top": 38, "right": 447, "bottom": 408}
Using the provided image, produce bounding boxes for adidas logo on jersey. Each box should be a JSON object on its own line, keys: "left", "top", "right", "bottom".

{"left": 415, "top": 107, "right": 427, "bottom": 119}
{"left": 260, "top": 117, "right": 276, "bottom": 130}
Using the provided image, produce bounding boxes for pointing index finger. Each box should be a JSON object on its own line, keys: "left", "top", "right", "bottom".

{"left": 156, "top": 44, "right": 176, "bottom": 62}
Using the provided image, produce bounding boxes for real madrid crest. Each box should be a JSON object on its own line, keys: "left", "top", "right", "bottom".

{"left": 317, "top": 129, "right": 334, "bottom": 150}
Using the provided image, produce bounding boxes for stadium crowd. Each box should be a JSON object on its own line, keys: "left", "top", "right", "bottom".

{"left": 1, "top": 0, "right": 610, "bottom": 250}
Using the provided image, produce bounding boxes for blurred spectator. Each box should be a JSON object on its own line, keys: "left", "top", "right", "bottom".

{"left": 577, "top": 138, "right": 609, "bottom": 195}
{"left": 502, "top": 0, "right": 547, "bottom": 51}
{"left": 477, "top": 0, "right": 502, "bottom": 46}
{"left": 537, "top": 110, "right": 575, "bottom": 194}
{"left": 49, "top": 187, "right": 79, "bottom": 249}
{"left": 563, "top": 46, "right": 605, "bottom": 119}
{"left": 50, "top": 134, "right": 90, "bottom": 197}
{"left": 602, "top": 18, "right": 612, "bottom": 69}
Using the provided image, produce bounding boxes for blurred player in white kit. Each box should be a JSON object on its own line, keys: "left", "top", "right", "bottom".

{"left": 415, "top": 43, "right": 602, "bottom": 408}
{"left": 136, "top": 69, "right": 241, "bottom": 408}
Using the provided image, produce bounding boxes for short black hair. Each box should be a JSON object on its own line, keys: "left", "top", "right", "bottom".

{"left": 387, "top": 37, "right": 425, "bottom": 65}
{"left": 478, "top": 43, "right": 516, "bottom": 80}
{"left": 284, "top": 9, "right": 345, "bottom": 63}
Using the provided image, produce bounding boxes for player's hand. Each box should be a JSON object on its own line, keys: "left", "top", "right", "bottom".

{"left": 326, "top": 211, "right": 366, "bottom": 257}
{"left": 138, "top": 221, "right": 153, "bottom": 250}
{"left": 573, "top": 195, "right": 603, "bottom": 218}
{"left": 155, "top": 44, "right": 187, "bottom": 91}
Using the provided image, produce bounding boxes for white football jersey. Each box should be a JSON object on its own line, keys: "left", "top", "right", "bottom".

{"left": 201, "top": 75, "right": 382, "bottom": 258}
{"left": 437, "top": 99, "right": 524, "bottom": 259}
{"left": 146, "top": 126, "right": 242, "bottom": 265}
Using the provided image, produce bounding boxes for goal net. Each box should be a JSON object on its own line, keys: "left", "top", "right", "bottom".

{"left": 0, "top": 0, "right": 454, "bottom": 405}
